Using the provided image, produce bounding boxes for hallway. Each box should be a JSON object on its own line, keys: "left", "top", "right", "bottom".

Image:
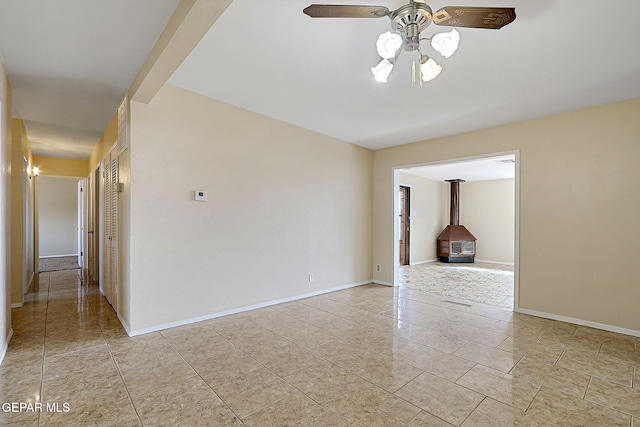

{"left": 3, "top": 270, "right": 137, "bottom": 425}
{"left": 1, "top": 271, "right": 639, "bottom": 426}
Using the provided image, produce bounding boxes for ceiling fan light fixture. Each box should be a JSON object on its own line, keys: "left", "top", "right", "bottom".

{"left": 371, "top": 58, "right": 394, "bottom": 83}
{"left": 303, "top": 3, "right": 516, "bottom": 85}
{"left": 420, "top": 56, "right": 442, "bottom": 82}
{"left": 376, "top": 31, "right": 403, "bottom": 59}
{"left": 430, "top": 29, "right": 460, "bottom": 58}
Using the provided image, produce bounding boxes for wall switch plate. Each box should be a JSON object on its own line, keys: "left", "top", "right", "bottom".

{"left": 194, "top": 190, "right": 207, "bottom": 202}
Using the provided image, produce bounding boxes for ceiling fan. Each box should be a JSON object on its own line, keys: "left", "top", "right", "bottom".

{"left": 303, "top": 1, "right": 516, "bottom": 84}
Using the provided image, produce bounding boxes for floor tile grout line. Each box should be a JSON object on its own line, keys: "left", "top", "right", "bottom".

{"left": 553, "top": 349, "right": 566, "bottom": 366}
{"left": 321, "top": 374, "right": 424, "bottom": 425}
{"left": 596, "top": 342, "right": 603, "bottom": 358}
{"left": 459, "top": 395, "right": 488, "bottom": 426}
{"left": 233, "top": 332, "right": 401, "bottom": 422}
{"left": 37, "top": 271, "right": 51, "bottom": 427}
{"left": 166, "top": 320, "right": 419, "bottom": 425}
{"left": 523, "top": 385, "right": 543, "bottom": 413}
{"left": 81, "top": 270, "right": 145, "bottom": 427}
{"left": 14, "top": 273, "right": 639, "bottom": 425}
{"left": 233, "top": 311, "right": 344, "bottom": 348}
{"left": 583, "top": 375, "right": 593, "bottom": 400}
{"left": 161, "top": 328, "right": 275, "bottom": 420}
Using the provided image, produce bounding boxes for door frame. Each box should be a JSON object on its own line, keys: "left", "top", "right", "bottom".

{"left": 87, "top": 165, "right": 101, "bottom": 282}
{"left": 77, "top": 178, "right": 87, "bottom": 269}
{"left": 399, "top": 185, "right": 411, "bottom": 266}
{"left": 392, "top": 150, "right": 521, "bottom": 310}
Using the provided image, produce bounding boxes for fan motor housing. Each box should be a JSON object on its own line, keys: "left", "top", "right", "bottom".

{"left": 391, "top": 3, "right": 433, "bottom": 34}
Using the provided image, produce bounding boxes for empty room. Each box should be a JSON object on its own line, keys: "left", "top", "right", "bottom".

{"left": 0, "top": 1, "right": 639, "bottom": 425}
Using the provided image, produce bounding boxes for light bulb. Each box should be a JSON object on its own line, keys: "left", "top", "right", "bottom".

{"left": 420, "top": 57, "right": 442, "bottom": 82}
{"left": 375, "top": 31, "right": 402, "bottom": 59}
{"left": 371, "top": 59, "right": 394, "bottom": 83}
{"left": 431, "top": 29, "right": 460, "bottom": 59}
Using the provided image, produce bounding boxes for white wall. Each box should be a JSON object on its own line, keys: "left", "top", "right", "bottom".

{"left": 125, "top": 84, "right": 373, "bottom": 332}
{"left": 38, "top": 176, "right": 78, "bottom": 257}
{"left": 460, "top": 179, "right": 515, "bottom": 264}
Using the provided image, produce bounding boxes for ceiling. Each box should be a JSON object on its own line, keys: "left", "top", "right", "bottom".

{"left": 0, "top": 0, "right": 180, "bottom": 159}
{"left": 401, "top": 154, "right": 515, "bottom": 182}
{"left": 1, "top": 0, "right": 639, "bottom": 161}
{"left": 169, "top": 0, "right": 640, "bottom": 150}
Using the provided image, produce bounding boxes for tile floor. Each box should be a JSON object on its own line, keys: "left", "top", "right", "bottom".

{"left": 399, "top": 262, "right": 514, "bottom": 309}
{"left": 1, "top": 270, "right": 638, "bottom": 426}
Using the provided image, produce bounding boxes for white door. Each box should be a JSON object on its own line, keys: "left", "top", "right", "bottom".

{"left": 103, "top": 147, "right": 118, "bottom": 311}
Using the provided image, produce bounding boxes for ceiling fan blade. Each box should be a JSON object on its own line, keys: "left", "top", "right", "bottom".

{"left": 433, "top": 6, "right": 516, "bottom": 29}
{"left": 303, "top": 4, "right": 391, "bottom": 18}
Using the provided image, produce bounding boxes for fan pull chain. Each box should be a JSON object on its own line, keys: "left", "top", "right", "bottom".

{"left": 412, "top": 50, "right": 417, "bottom": 87}
{"left": 411, "top": 50, "right": 422, "bottom": 88}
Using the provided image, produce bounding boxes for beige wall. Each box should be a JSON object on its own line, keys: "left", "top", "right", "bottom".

{"left": 398, "top": 172, "right": 446, "bottom": 264}
{"left": 33, "top": 155, "right": 88, "bottom": 178}
{"left": 88, "top": 111, "right": 117, "bottom": 172}
{"left": 459, "top": 179, "right": 514, "bottom": 264}
{"left": 10, "top": 119, "right": 35, "bottom": 306}
{"left": 125, "top": 84, "right": 373, "bottom": 332}
{"left": 374, "top": 98, "right": 640, "bottom": 333}
{"left": 396, "top": 175, "right": 514, "bottom": 265}
{"left": 0, "top": 58, "right": 12, "bottom": 360}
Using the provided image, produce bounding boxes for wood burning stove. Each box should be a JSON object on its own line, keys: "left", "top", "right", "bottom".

{"left": 437, "top": 179, "right": 477, "bottom": 263}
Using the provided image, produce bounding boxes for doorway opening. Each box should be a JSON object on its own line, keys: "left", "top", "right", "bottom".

{"left": 36, "top": 175, "right": 85, "bottom": 273}
{"left": 399, "top": 185, "right": 410, "bottom": 266}
{"left": 393, "top": 152, "right": 519, "bottom": 311}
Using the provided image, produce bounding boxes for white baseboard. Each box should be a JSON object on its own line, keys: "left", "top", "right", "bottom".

{"left": 373, "top": 280, "right": 394, "bottom": 287}
{"left": 27, "top": 272, "right": 35, "bottom": 293}
{"left": 118, "top": 314, "right": 133, "bottom": 337}
{"left": 410, "top": 259, "right": 437, "bottom": 266}
{"left": 0, "top": 329, "right": 13, "bottom": 366}
{"left": 516, "top": 308, "right": 640, "bottom": 338}
{"left": 39, "top": 254, "right": 78, "bottom": 259}
{"left": 126, "top": 280, "right": 373, "bottom": 337}
{"left": 475, "top": 259, "right": 514, "bottom": 266}
{"left": 11, "top": 303, "right": 23, "bottom": 308}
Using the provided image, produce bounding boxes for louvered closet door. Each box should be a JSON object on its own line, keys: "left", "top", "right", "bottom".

{"left": 109, "top": 149, "right": 118, "bottom": 313}
{"left": 103, "top": 146, "right": 118, "bottom": 310}
{"left": 104, "top": 151, "right": 112, "bottom": 305}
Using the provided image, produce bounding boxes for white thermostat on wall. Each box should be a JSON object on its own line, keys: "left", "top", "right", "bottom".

{"left": 194, "top": 190, "right": 207, "bottom": 202}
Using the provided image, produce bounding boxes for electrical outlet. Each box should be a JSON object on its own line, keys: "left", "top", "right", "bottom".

{"left": 376, "top": 265, "right": 380, "bottom": 271}
{"left": 309, "top": 273, "right": 314, "bottom": 282}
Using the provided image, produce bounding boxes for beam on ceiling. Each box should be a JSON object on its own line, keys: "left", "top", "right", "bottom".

{"left": 128, "top": 0, "right": 233, "bottom": 104}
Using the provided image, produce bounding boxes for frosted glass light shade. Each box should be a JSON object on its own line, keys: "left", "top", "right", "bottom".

{"left": 431, "top": 29, "right": 460, "bottom": 58}
{"left": 371, "top": 59, "right": 394, "bottom": 83}
{"left": 420, "top": 57, "right": 442, "bottom": 82}
{"left": 376, "top": 31, "right": 403, "bottom": 59}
